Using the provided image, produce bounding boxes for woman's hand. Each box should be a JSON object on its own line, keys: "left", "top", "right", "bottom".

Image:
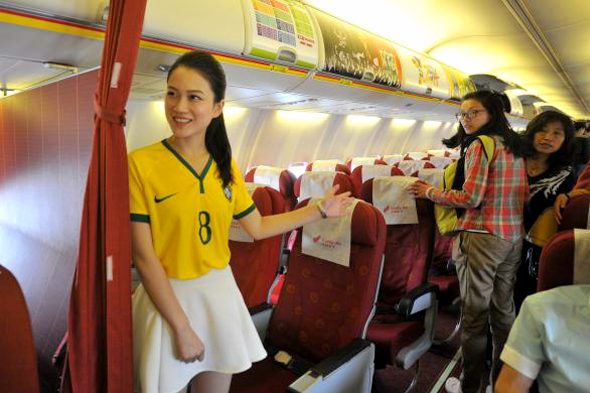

{"left": 320, "top": 185, "right": 353, "bottom": 217}
{"left": 408, "top": 180, "right": 434, "bottom": 199}
{"left": 174, "top": 325, "right": 205, "bottom": 363}
{"left": 553, "top": 193, "right": 569, "bottom": 224}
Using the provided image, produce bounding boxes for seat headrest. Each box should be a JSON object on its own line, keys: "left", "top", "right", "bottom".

{"left": 294, "top": 172, "right": 353, "bottom": 198}
{"left": 252, "top": 186, "right": 286, "bottom": 216}
{"left": 560, "top": 194, "right": 590, "bottom": 230}
{"left": 296, "top": 199, "right": 382, "bottom": 246}
{"left": 245, "top": 166, "right": 296, "bottom": 199}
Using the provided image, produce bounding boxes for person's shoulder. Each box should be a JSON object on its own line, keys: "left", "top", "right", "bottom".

{"left": 523, "top": 285, "right": 590, "bottom": 312}
{"left": 129, "top": 140, "right": 166, "bottom": 158}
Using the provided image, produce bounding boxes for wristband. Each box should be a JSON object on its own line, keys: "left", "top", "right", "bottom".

{"left": 316, "top": 200, "right": 328, "bottom": 219}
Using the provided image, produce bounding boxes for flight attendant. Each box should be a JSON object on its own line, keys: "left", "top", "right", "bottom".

{"left": 129, "top": 50, "right": 352, "bottom": 393}
{"left": 409, "top": 91, "right": 527, "bottom": 393}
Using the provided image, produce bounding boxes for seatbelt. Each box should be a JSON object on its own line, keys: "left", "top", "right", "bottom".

{"left": 269, "top": 347, "right": 314, "bottom": 375}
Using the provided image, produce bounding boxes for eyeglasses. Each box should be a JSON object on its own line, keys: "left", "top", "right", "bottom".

{"left": 456, "top": 109, "right": 486, "bottom": 121}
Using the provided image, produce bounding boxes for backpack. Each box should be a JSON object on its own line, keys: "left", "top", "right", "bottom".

{"left": 434, "top": 135, "right": 495, "bottom": 235}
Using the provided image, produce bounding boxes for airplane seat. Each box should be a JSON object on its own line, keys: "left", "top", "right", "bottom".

{"left": 559, "top": 193, "right": 590, "bottom": 230}
{"left": 305, "top": 161, "right": 351, "bottom": 175}
{"left": 294, "top": 171, "right": 354, "bottom": 201}
{"left": 396, "top": 160, "right": 436, "bottom": 177}
{"left": 350, "top": 165, "right": 404, "bottom": 198}
{"left": 404, "top": 152, "right": 429, "bottom": 161}
{"left": 537, "top": 229, "right": 590, "bottom": 291}
{"left": 359, "top": 179, "right": 438, "bottom": 389}
{"left": 230, "top": 186, "right": 287, "bottom": 309}
{"left": 345, "top": 157, "right": 388, "bottom": 172}
{"left": 244, "top": 165, "right": 297, "bottom": 211}
{"left": 231, "top": 199, "right": 386, "bottom": 393}
{"left": 0, "top": 264, "right": 40, "bottom": 393}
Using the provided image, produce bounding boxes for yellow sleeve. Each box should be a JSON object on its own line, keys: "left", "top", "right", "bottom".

{"left": 232, "top": 161, "right": 256, "bottom": 219}
{"left": 128, "top": 154, "right": 150, "bottom": 223}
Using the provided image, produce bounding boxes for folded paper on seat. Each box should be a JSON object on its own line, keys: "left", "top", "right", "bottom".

{"left": 350, "top": 157, "right": 378, "bottom": 171}
{"left": 418, "top": 168, "right": 444, "bottom": 188}
{"left": 300, "top": 172, "right": 336, "bottom": 201}
{"left": 397, "top": 160, "right": 427, "bottom": 176}
{"left": 302, "top": 199, "right": 359, "bottom": 267}
{"left": 361, "top": 165, "right": 394, "bottom": 183}
{"left": 429, "top": 156, "right": 453, "bottom": 169}
{"left": 382, "top": 154, "right": 403, "bottom": 165}
{"left": 311, "top": 159, "right": 340, "bottom": 172}
{"left": 253, "top": 165, "right": 283, "bottom": 191}
{"left": 372, "top": 176, "right": 418, "bottom": 225}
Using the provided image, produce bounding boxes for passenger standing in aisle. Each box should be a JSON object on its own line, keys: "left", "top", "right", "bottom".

{"left": 514, "top": 111, "right": 576, "bottom": 311}
{"left": 409, "top": 90, "right": 527, "bottom": 393}
{"left": 129, "top": 50, "right": 352, "bottom": 393}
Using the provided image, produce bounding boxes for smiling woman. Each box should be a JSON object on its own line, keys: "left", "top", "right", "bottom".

{"left": 127, "top": 50, "right": 353, "bottom": 393}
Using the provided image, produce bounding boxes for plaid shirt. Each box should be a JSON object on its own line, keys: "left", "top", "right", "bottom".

{"left": 430, "top": 136, "right": 528, "bottom": 242}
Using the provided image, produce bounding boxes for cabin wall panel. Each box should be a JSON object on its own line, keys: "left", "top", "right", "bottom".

{"left": 0, "top": 70, "right": 97, "bottom": 391}
{"left": 125, "top": 100, "right": 458, "bottom": 172}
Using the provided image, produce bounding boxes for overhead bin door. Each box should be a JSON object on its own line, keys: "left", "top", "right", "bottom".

{"left": 143, "top": 0, "right": 245, "bottom": 55}
{"left": 242, "top": 0, "right": 319, "bottom": 69}
{"left": 1, "top": 0, "right": 104, "bottom": 20}
{"left": 309, "top": 8, "right": 401, "bottom": 88}
{"left": 395, "top": 45, "right": 450, "bottom": 99}
{"left": 504, "top": 89, "right": 524, "bottom": 117}
{"left": 443, "top": 66, "right": 476, "bottom": 100}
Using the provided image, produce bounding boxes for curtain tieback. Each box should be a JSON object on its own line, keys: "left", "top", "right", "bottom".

{"left": 94, "top": 98, "right": 126, "bottom": 126}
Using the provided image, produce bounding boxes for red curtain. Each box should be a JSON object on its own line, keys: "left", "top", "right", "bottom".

{"left": 65, "top": 0, "right": 147, "bottom": 391}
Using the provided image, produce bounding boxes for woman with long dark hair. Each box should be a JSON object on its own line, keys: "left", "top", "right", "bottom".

{"left": 128, "top": 50, "right": 352, "bottom": 393}
{"left": 514, "top": 111, "right": 576, "bottom": 310}
{"left": 409, "top": 90, "right": 528, "bottom": 393}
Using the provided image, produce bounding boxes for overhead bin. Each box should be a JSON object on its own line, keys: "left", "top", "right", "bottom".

{"left": 394, "top": 45, "right": 450, "bottom": 99}
{"left": 1, "top": 0, "right": 104, "bottom": 21}
{"left": 308, "top": 7, "right": 402, "bottom": 88}
{"left": 242, "top": 0, "right": 319, "bottom": 69}
{"left": 443, "top": 66, "right": 476, "bottom": 100}
{"left": 143, "top": 0, "right": 245, "bottom": 56}
{"left": 504, "top": 89, "right": 524, "bottom": 117}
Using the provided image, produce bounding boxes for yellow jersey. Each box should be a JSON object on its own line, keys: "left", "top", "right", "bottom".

{"left": 128, "top": 140, "right": 255, "bottom": 279}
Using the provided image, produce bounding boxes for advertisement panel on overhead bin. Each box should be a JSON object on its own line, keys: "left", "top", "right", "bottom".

{"left": 395, "top": 45, "right": 450, "bottom": 99}
{"left": 443, "top": 66, "right": 477, "bottom": 100}
{"left": 243, "top": 0, "right": 319, "bottom": 69}
{"left": 309, "top": 8, "right": 401, "bottom": 88}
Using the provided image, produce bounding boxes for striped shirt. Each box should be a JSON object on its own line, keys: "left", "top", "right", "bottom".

{"left": 430, "top": 136, "right": 528, "bottom": 242}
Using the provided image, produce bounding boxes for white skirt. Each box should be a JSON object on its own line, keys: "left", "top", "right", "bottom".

{"left": 133, "top": 266, "right": 267, "bottom": 393}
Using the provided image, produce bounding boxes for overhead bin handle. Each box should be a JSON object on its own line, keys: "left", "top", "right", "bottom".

{"left": 277, "top": 48, "right": 297, "bottom": 64}
{"left": 361, "top": 71, "right": 375, "bottom": 82}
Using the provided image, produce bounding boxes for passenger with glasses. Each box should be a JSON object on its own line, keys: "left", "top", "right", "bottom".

{"left": 409, "top": 90, "right": 527, "bottom": 393}
{"left": 514, "top": 111, "right": 576, "bottom": 313}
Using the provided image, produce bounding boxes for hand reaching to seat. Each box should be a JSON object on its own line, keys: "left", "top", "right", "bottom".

{"left": 553, "top": 193, "right": 569, "bottom": 225}
{"left": 408, "top": 180, "right": 434, "bottom": 199}
{"left": 320, "top": 185, "right": 353, "bottom": 217}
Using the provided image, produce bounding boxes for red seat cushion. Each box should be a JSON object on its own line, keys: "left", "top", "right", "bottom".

{"left": 231, "top": 357, "right": 298, "bottom": 393}
{"left": 367, "top": 316, "right": 424, "bottom": 367}
{"left": 538, "top": 230, "right": 575, "bottom": 291}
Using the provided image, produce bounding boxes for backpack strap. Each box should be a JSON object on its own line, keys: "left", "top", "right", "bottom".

{"left": 476, "top": 135, "right": 495, "bottom": 164}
